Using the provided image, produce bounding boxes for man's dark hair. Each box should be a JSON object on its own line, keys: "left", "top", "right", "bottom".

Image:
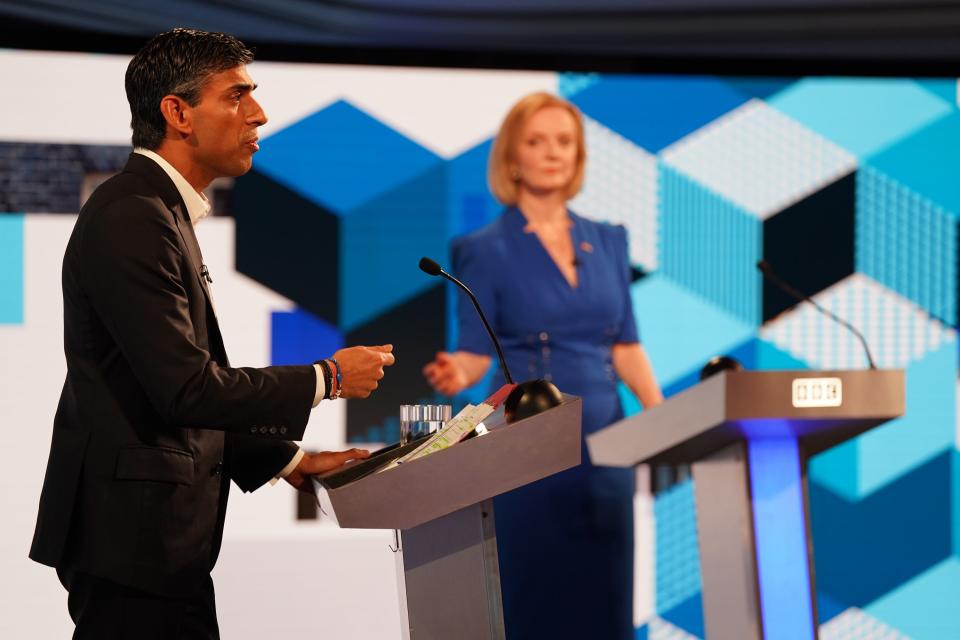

{"left": 125, "top": 28, "right": 253, "bottom": 150}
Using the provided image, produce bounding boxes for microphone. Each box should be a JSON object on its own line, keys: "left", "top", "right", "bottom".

{"left": 420, "top": 256, "right": 564, "bottom": 423}
{"left": 757, "top": 260, "right": 876, "bottom": 369}
{"left": 419, "top": 257, "right": 513, "bottom": 384}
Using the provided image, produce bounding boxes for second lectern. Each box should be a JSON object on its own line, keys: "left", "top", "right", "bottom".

{"left": 587, "top": 369, "right": 904, "bottom": 640}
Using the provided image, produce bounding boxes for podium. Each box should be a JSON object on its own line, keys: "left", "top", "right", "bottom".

{"left": 313, "top": 396, "right": 582, "bottom": 640}
{"left": 587, "top": 369, "right": 905, "bottom": 640}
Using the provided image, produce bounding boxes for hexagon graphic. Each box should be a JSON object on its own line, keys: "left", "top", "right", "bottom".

{"left": 762, "top": 274, "right": 957, "bottom": 499}
{"left": 234, "top": 100, "right": 447, "bottom": 331}
{"left": 570, "top": 115, "right": 659, "bottom": 271}
{"left": 857, "top": 113, "right": 960, "bottom": 325}
{"left": 661, "top": 100, "right": 859, "bottom": 324}
{"left": 769, "top": 78, "right": 953, "bottom": 159}
{"left": 571, "top": 75, "right": 748, "bottom": 153}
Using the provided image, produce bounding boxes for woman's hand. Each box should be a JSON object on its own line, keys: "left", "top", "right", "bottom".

{"left": 423, "top": 351, "right": 492, "bottom": 396}
{"left": 423, "top": 351, "right": 469, "bottom": 396}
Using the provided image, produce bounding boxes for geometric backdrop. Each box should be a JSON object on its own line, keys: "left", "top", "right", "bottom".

{"left": 1, "top": 49, "right": 958, "bottom": 638}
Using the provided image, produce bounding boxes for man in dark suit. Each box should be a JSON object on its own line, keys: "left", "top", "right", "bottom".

{"left": 29, "top": 28, "right": 395, "bottom": 638}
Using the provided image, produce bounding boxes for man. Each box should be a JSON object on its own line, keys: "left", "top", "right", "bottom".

{"left": 29, "top": 28, "right": 394, "bottom": 638}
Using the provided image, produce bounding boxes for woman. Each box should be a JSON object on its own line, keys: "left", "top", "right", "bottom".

{"left": 423, "top": 92, "right": 662, "bottom": 639}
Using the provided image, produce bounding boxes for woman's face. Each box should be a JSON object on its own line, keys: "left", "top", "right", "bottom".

{"left": 513, "top": 106, "right": 579, "bottom": 197}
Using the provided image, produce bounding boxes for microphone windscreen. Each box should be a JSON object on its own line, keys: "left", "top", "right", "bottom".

{"left": 419, "top": 257, "right": 442, "bottom": 276}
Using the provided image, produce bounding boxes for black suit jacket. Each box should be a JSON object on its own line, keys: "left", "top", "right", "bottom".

{"left": 30, "top": 153, "right": 316, "bottom": 596}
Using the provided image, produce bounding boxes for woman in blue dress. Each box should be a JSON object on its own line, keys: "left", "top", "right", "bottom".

{"left": 424, "top": 92, "right": 663, "bottom": 639}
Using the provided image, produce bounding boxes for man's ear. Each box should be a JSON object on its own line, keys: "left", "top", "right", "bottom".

{"left": 159, "top": 95, "right": 193, "bottom": 138}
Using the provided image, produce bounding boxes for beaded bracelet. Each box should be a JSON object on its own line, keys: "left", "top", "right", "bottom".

{"left": 330, "top": 357, "right": 343, "bottom": 399}
{"left": 316, "top": 359, "right": 333, "bottom": 400}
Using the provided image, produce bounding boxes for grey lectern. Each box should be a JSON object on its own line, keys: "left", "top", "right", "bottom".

{"left": 313, "top": 396, "right": 582, "bottom": 640}
{"left": 587, "top": 369, "right": 904, "bottom": 640}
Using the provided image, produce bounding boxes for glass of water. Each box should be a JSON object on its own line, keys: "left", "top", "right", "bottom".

{"left": 400, "top": 404, "right": 452, "bottom": 444}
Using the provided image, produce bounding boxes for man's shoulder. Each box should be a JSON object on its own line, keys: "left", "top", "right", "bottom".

{"left": 79, "top": 169, "right": 178, "bottom": 229}
{"left": 70, "top": 169, "right": 183, "bottom": 260}
{"left": 82, "top": 169, "right": 161, "bottom": 213}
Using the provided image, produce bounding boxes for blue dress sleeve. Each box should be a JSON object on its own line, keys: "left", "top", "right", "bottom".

{"left": 451, "top": 233, "right": 499, "bottom": 356}
{"left": 612, "top": 224, "right": 640, "bottom": 344}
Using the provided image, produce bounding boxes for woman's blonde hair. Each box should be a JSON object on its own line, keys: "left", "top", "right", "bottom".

{"left": 488, "top": 92, "right": 587, "bottom": 206}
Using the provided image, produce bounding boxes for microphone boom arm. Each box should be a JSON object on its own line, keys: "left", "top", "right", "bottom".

{"left": 438, "top": 270, "right": 515, "bottom": 385}
{"left": 758, "top": 261, "right": 877, "bottom": 370}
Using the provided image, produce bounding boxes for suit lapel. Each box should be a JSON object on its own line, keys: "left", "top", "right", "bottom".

{"left": 122, "top": 154, "right": 217, "bottom": 313}
{"left": 122, "top": 154, "right": 230, "bottom": 365}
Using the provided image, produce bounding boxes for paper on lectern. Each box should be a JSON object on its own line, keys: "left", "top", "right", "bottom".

{"left": 378, "top": 403, "right": 493, "bottom": 472}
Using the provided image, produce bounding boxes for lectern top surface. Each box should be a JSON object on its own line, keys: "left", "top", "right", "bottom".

{"left": 314, "top": 395, "right": 583, "bottom": 530}
{"left": 587, "top": 369, "right": 905, "bottom": 467}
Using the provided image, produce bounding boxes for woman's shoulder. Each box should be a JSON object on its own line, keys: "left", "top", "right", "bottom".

{"left": 571, "top": 211, "right": 629, "bottom": 249}
{"left": 451, "top": 209, "right": 513, "bottom": 255}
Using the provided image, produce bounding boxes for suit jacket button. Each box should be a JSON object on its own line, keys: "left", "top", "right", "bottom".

{"left": 250, "top": 426, "right": 258, "bottom": 434}
{"left": 279, "top": 426, "right": 287, "bottom": 435}
{"left": 259, "top": 426, "right": 268, "bottom": 434}
{"left": 269, "top": 426, "right": 277, "bottom": 435}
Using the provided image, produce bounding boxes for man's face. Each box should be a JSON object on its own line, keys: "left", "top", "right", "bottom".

{"left": 188, "top": 65, "right": 266, "bottom": 180}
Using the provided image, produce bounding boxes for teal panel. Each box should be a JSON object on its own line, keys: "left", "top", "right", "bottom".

{"left": 867, "top": 112, "right": 960, "bottom": 214}
{"left": 724, "top": 76, "right": 796, "bottom": 100}
{"left": 856, "top": 165, "right": 957, "bottom": 324}
{"left": 916, "top": 79, "right": 958, "bottom": 107}
{"left": 769, "top": 78, "right": 953, "bottom": 158}
{"left": 810, "top": 451, "right": 952, "bottom": 607}
{"left": 811, "top": 339, "right": 955, "bottom": 501}
{"left": 0, "top": 214, "right": 24, "bottom": 325}
{"left": 734, "top": 336, "right": 811, "bottom": 371}
{"left": 630, "top": 274, "right": 755, "bottom": 389}
{"left": 953, "top": 449, "right": 960, "bottom": 557}
{"left": 558, "top": 72, "right": 600, "bottom": 98}
{"left": 809, "top": 439, "right": 860, "bottom": 503}
{"left": 618, "top": 381, "right": 641, "bottom": 418}
{"left": 654, "top": 479, "right": 702, "bottom": 613}
{"left": 660, "top": 592, "right": 705, "bottom": 638}
{"left": 857, "top": 340, "right": 956, "bottom": 496}
{"left": 255, "top": 100, "right": 441, "bottom": 214}
{"left": 867, "top": 558, "right": 960, "bottom": 640}
{"left": 660, "top": 163, "right": 762, "bottom": 325}
{"left": 340, "top": 164, "right": 448, "bottom": 331}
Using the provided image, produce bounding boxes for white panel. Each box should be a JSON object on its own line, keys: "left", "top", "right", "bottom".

{"left": 648, "top": 616, "right": 700, "bottom": 640}
{"left": 819, "top": 607, "right": 910, "bottom": 640}
{"left": 0, "top": 50, "right": 554, "bottom": 159}
{"left": 570, "top": 116, "right": 659, "bottom": 271}
{"left": 662, "top": 99, "right": 857, "bottom": 220}
{"left": 213, "top": 529, "right": 403, "bottom": 640}
{"left": 250, "top": 60, "right": 555, "bottom": 158}
{"left": 0, "top": 215, "right": 76, "bottom": 637}
{"left": 0, "top": 51, "right": 132, "bottom": 145}
{"left": 760, "top": 273, "right": 956, "bottom": 370}
{"left": 634, "top": 467, "right": 656, "bottom": 627}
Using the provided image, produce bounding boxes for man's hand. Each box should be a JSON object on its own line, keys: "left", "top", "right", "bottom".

{"left": 331, "top": 344, "right": 395, "bottom": 398}
{"left": 284, "top": 448, "right": 371, "bottom": 493}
